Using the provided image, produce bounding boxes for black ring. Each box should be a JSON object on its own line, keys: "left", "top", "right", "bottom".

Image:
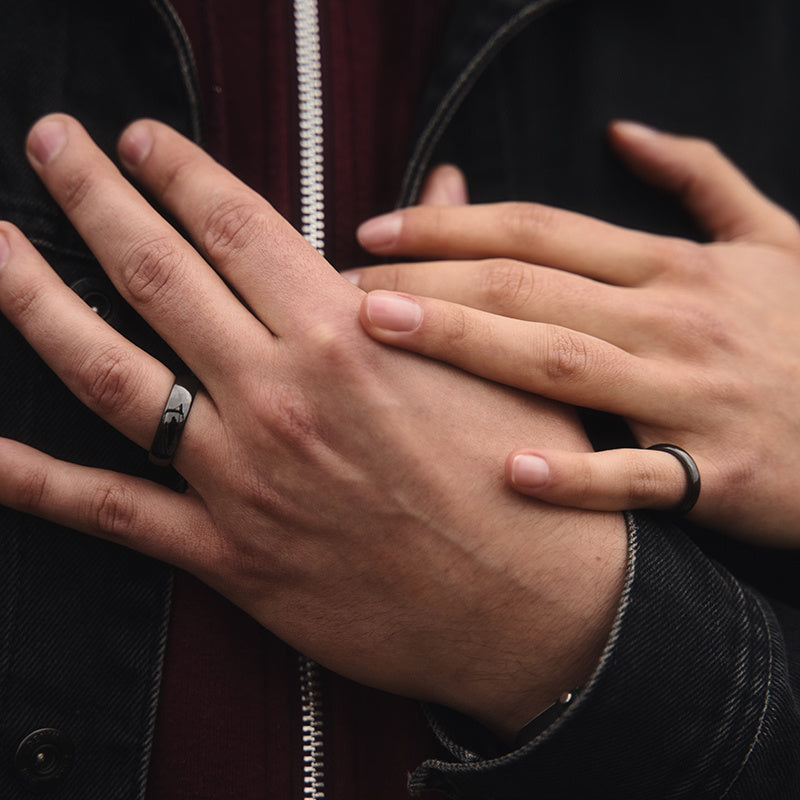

{"left": 647, "top": 443, "right": 701, "bottom": 514}
{"left": 148, "top": 374, "right": 200, "bottom": 467}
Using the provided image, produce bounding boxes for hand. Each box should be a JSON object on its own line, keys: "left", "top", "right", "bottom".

{"left": 350, "top": 122, "right": 800, "bottom": 547}
{"left": 0, "top": 115, "right": 626, "bottom": 739}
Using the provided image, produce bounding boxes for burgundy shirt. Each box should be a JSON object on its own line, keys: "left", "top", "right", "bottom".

{"left": 146, "top": 1, "right": 454, "bottom": 797}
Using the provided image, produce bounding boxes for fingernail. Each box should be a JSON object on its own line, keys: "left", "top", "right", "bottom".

{"left": 119, "top": 122, "right": 153, "bottom": 168}
{"left": 436, "top": 165, "right": 469, "bottom": 205}
{"left": 0, "top": 230, "right": 9, "bottom": 269}
{"left": 612, "top": 120, "right": 661, "bottom": 141}
{"left": 365, "top": 291, "right": 422, "bottom": 332}
{"left": 341, "top": 269, "right": 361, "bottom": 286}
{"left": 27, "top": 118, "right": 68, "bottom": 166}
{"left": 511, "top": 454, "right": 550, "bottom": 488}
{"left": 357, "top": 212, "right": 402, "bottom": 251}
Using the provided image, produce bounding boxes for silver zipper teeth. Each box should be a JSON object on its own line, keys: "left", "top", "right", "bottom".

{"left": 298, "top": 653, "right": 326, "bottom": 800}
{"left": 294, "top": 1, "right": 326, "bottom": 798}
{"left": 294, "top": 0, "right": 326, "bottom": 256}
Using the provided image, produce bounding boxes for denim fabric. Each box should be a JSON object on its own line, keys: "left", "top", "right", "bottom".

{"left": 420, "top": 0, "right": 800, "bottom": 229}
{"left": 403, "top": 1, "right": 800, "bottom": 795}
{"left": 411, "top": 515, "right": 800, "bottom": 798}
{"left": 0, "top": 1, "right": 199, "bottom": 797}
{"left": 1, "top": 0, "right": 799, "bottom": 798}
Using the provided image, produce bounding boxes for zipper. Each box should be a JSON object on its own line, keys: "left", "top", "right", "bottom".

{"left": 294, "top": 0, "right": 327, "bottom": 256}
{"left": 293, "top": 0, "right": 326, "bottom": 798}
{"left": 150, "top": 3, "right": 326, "bottom": 799}
{"left": 298, "top": 654, "right": 326, "bottom": 800}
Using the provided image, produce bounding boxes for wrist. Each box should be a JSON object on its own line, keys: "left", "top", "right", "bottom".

{"left": 466, "top": 511, "right": 628, "bottom": 741}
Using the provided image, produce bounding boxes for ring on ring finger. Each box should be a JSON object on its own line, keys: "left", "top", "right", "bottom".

{"left": 149, "top": 374, "right": 200, "bottom": 467}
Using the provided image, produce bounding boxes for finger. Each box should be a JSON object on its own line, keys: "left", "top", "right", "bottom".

{"left": 359, "top": 290, "right": 671, "bottom": 419}
{"left": 356, "top": 201, "right": 660, "bottom": 286}
{"left": 117, "top": 119, "right": 359, "bottom": 332}
{"left": 347, "top": 258, "right": 641, "bottom": 346}
{"left": 610, "top": 121, "right": 800, "bottom": 248}
{"left": 25, "top": 114, "right": 265, "bottom": 386}
{"left": 505, "top": 447, "right": 693, "bottom": 512}
{"left": 418, "top": 164, "right": 469, "bottom": 206}
{"left": 0, "top": 222, "right": 219, "bottom": 470}
{"left": 0, "top": 437, "right": 215, "bottom": 572}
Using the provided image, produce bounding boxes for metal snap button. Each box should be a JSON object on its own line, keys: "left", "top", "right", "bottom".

{"left": 69, "top": 276, "right": 116, "bottom": 321}
{"left": 15, "top": 728, "right": 74, "bottom": 793}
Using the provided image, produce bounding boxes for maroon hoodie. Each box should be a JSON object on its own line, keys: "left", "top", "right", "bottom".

{"left": 147, "top": 2, "right": 455, "bottom": 797}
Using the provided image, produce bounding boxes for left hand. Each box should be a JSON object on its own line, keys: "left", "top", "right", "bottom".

{"left": 349, "top": 122, "right": 800, "bottom": 547}
{"left": 0, "top": 115, "right": 626, "bottom": 739}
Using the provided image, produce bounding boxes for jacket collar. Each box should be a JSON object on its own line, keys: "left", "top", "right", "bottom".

{"left": 399, "top": 0, "right": 572, "bottom": 205}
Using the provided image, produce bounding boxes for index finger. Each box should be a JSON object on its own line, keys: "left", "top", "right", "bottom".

{"left": 25, "top": 115, "right": 267, "bottom": 388}
{"left": 356, "top": 202, "right": 662, "bottom": 286}
{"left": 117, "top": 119, "right": 361, "bottom": 334}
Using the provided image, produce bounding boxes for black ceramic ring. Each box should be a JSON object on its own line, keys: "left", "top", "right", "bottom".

{"left": 148, "top": 374, "right": 200, "bottom": 467}
{"left": 647, "top": 443, "right": 701, "bottom": 514}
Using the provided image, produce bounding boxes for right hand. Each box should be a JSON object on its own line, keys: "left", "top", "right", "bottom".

{"left": 0, "top": 115, "right": 626, "bottom": 739}
{"left": 351, "top": 123, "right": 800, "bottom": 547}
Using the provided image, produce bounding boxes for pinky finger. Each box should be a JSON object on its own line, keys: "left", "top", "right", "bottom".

{"left": 0, "top": 437, "right": 212, "bottom": 570}
{"left": 506, "top": 446, "right": 698, "bottom": 513}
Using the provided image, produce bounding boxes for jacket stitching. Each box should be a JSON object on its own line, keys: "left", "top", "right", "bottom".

{"left": 719, "top": 591, "right": 774, "bottom": 798}
{"left": 399, "top": 0, "right": 570, "bottom": 206}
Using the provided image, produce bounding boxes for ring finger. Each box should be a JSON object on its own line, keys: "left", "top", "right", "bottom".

{"left": 0, "top": 222, "right": 219, "bottom": 473}
{"left": 359, "top": 289, "right": 679, "bottom": 421}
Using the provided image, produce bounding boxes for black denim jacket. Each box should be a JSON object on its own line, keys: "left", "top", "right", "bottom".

{"left": 1, "top": 1, "right": 800, "bottom": 798}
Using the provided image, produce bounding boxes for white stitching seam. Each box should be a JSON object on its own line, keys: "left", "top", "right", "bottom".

{"left": 719, "top": 592, "right": 774, "bottom": 798}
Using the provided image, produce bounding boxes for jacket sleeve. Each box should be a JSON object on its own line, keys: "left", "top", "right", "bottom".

{"left": 409, "top": 513, "right": 800, "bottom": 799}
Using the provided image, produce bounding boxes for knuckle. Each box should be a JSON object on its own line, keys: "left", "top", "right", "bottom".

{"left": 657, "top": 297, "right": 734, "bottom": 358}
{"left": 89, "top": 482, "right": 137, "bottom": 538}
{"left": 234, "top": 469, "right": 284, "bottom": 524}
{"left": 682, "top": 306, "right": 732, "bottom": 351}
{"left": 202, "top": 194, "right": 267, "bottom": 262}
{"left": 478, "top": 258, "right": 535, "bottom": 311}
{"left": 680, "top": 246, "right": 716, "bottom": 283}
{"left": 5, "top": 276, "right": 49, "bottom": 324}
{"left": 154, "top": 152, "right": 196, "bottom": 203}
{"left": 686, "top": 136, "right": 722, "bottom": 163}
{"left": 772, "top": 211, "right": 800, "bottom": 249}
{"left": 243, "top": 379, "right": 319, "bottom": 449}
{"left": 571, "top": 462, "right": 596, "bottom": 506}
{"left": 438, "top": 303, "right": 474, "bottom": 347}
{"left": 74, "top": 344, "right": 137, "bottom": 417}
{"left": 120, "top": 236, "right": 186, "bottom": 306}
{"left": 57, "top": 165, "right": 95, "bottom": 215}
{"left": 648, "top": 237, "right": 705, "bottom": 277}
{"left": 689, "top": 370, "right": 742, "bottom": 414}
{"left": 503, "top": 201, "right": 559, "bottom": 242}
{"left": 543, "top": 327, "right": 591, "bottom": 383}
{"left": 306, "top": 321, "right": 364, "bottom": 368}
{"left": 366, "top": 265, "right": 405, "bottom": 292}
{"left": 624, "top": 455, "right": 663, "bottom": 507}
{"left": 721, "top": 451, "right": 757, "bottom": 497}
{"left": 15, "top": 465, "right": 49, "bottom": 514}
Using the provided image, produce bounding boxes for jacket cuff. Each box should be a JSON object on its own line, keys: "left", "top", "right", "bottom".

{"left": 409, "top": 513, "right": 777, "bottom": 798}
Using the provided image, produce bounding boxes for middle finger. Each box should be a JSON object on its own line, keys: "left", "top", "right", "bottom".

{"left": 351, "top": 258, "right": 648, "bottom": 348}
{"left": 25, "top": 115, "right": 268, "bottom": 389}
